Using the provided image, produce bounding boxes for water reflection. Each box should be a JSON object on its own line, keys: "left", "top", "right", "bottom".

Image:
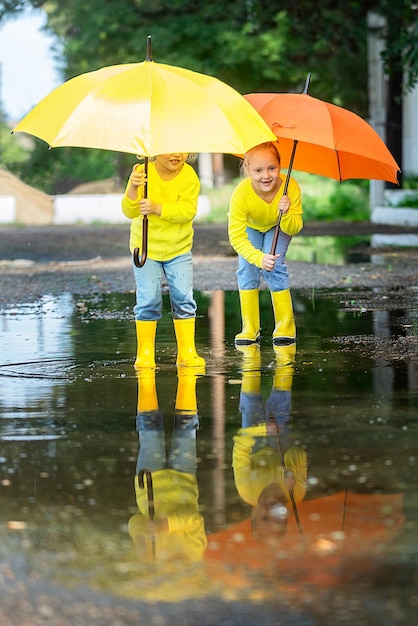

{"left": 233, "top": 344, "right": 307, "bottom": 540}
{"left": 206, "top": 342, "right": 407, "bottom": 597}
{"left": 0, "top": 289, "right": 417, "bottom": 621}
{"left": 129, "top": 370, "right": 207, "bottom": 566}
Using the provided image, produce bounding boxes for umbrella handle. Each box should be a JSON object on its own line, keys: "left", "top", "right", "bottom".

{"left": 138, "top": 468, "right": 155, "bottom": 520}
{"left": 269, "top": 139, "right": 298, "bottom": 256}
{"left": 133, "top": 217, "right": 148, "bottom": 267}
{"left": 133, "top": 157, "right": 149, "bottom": 267}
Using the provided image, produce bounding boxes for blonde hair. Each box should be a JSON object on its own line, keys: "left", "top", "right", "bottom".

{"left": 242, "top": 142, "right": 281, "bottom": 177}
{"left": 135, "top": 153, "right": 197, "bottom": 163}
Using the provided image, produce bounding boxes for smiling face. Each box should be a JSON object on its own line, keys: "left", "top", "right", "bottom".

{"left": 244, "top": 143, "right": 282, "bottom": 201}
{"left": 252, "top": 482, "right": 289, "bottom": 540}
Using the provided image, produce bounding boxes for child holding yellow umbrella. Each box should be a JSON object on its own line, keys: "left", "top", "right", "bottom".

{"left": 122, "top": 153, "right": 205, "bottom": 370}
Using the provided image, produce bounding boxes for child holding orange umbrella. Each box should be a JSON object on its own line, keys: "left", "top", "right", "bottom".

{"left": 228, "top": 142, "right": 303, "bottom": 347}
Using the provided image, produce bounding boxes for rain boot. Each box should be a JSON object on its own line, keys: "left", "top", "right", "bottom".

{"left": 273, "top": 343, "right": 296, "bottom": 369}
{"left": 239, "top": 344, "right": 263, "bottom": 427}
{"left": 136, "top": 371, "right": 164, "bottom": 430}
{"left": 173, "top": 318, "right": 205, "bottom": 370}
{"left": 273, "top": 351, "right": 295, "bottom": 393}
{"left": 137, "top": 372, "right": 158, "bottom": 413}
{"left": 174, "top": 368, "right": 199, "bottom": 430}
{"left": 235, "top": 289, "right": 260, "bottom": 346}
{"left": 240, "top": 344, "right": 262, "bottom": 394}
{"left": 271, "top": 289, "right": 296, "bottom": 346}
{"left": 134, "top": 320, "right": 157, "bottom": 370}
{"left": 265, "top": 350, "right": 295, "bottom": 434}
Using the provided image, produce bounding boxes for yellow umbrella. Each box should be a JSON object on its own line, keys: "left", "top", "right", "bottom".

{"left": 13, "top": 38, "right": 276, "bottom": 157}
{"left": 14, "top": 37, "right": 276, "bottom": 266}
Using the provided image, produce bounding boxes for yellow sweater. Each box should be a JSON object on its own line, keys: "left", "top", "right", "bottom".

{"left": 128, "top": 469, "right": 207, "bottom": 563}
{"left": 121, "top": 161, "right": 200, "bottom": 261}
{"left": 233, "top": 424, "right": 307, "bottom": 506}
{"left": 228, "top": 174, "right": 303, "bottom": 267}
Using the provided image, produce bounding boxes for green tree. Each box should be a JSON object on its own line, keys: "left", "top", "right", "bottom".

{"left": 0, "top": 118, "right": 27, "bottom": 164}
{"left": 1, "top": 0, "right": 417, "bottom": 191}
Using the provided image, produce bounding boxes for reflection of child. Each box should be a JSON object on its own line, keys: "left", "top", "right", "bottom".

{"left": 228, "top": 142, "right": 303, "bottom": 347}
{"left": 233, "top": 346, "right": 307, "bottom": 540}
{"left": 121, "top": 153, "right": 205, "bottom": 370}
{"left": 128, "top": 372, "right": 207, "bottom": 563}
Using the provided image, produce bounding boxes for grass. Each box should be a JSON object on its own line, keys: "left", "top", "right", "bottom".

{"left": 198, "top": 171, "right": 370, "bottom": 223}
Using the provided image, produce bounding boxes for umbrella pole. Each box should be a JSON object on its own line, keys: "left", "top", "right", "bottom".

{"left": 272, "top": 427, "right": 303, "bottom": 535}
{"left": 138, "top": 467, "right": 155, "bottom": 520}
{"left": 133, "top": 157, "right": 149, "bottom": 268}
{"left": 138, "top": 467, "right": 156, "bottom": 559}
{"left": 269, "top": 73, "right": 310, "bottom": 256}
{"left": 269, "top": 140, "right": 298, "bottom": 255}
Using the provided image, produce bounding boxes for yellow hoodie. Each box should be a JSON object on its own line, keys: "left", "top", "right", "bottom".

{"left": 128, "top": 468, "right": 207, "bottom": 564}
{"left": 228, "top": 173, "right": 303, "bottom": 268}
{"left": 233, "top": 424, "right": 307, "bottom": 506}
{"left": 122, "top": 161, "right": 200, "bottom": 261}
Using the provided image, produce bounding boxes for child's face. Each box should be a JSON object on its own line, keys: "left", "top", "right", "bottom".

{"left": 252, "top": 482, "right": 288, "bottom": 540}
{"left": 156, "top": 153, "right": 188, "bottom": 174}
{"left": 245, "top": 147, "right": 281, "bottom": 198}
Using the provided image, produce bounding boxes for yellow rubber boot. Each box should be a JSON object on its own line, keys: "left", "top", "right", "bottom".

{"left": 137, "top": 373, "right": 158, "bottom": 412}
{"left": 273, "top": 343, "right": 296, "bottom": 369}
{"left": 235, "top": 289, "right": 260, "bottom": 346}
{"left": 273, "top": 353, "right": 295, "bottom": 392}
{"left": 240, "top": 344, "right": 262, "bottom": 395}
{"left": 174, "top": 318, "right": 205, "bottom": 370}
{"left": 134, "top": 320, "right": 157, "bottom": 370}
{"left": 271, "top": 289, "right": 296, "bottom": 346}
{"left": 176, "top": 369, "right": 198, "bottom": 413}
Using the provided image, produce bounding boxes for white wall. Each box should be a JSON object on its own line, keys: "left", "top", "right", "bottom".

{"left": 54, "top": 194, "right": 128, "bottom": 224}
{"left": 1, "top": 193, "right": 211, "bottom": 224}
{"left": 0, "top": 196, "right": 16, "bottom": 223}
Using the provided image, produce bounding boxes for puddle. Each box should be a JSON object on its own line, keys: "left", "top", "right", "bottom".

{"left": 1, "top": 289, "right": 418, "bottom": 623}
{"left": 287, "top": 235, "right": 373, "bottom": 265}
{"left": 288, "top": 233, "right": 418, "bottom": 266}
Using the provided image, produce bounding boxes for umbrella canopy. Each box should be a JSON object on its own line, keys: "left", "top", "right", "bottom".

{"left": 13, "top": 59, "right": 276, "bottom": 157}
{"left": 244, "top": 91, "right": 400, "bottom": 184}
{"left": 205, "top": 490, "right": 404, "bottom": 592}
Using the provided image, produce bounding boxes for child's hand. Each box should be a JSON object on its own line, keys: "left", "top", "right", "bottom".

{"left": 284, "top": 472, "right": 296, "bottom": 491}
{"left": 139, "top": 198, "right": 161, "bottom": 216}
{"left": 262, "top": 253, "right": 280, "bottom": 272}
{"left": 279, "top": 195, "right": 291, "bottom": 215}
{"left": 130, "top": 164, "right": 146, "bottom": 189}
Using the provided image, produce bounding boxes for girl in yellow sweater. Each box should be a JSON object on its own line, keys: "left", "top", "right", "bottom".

{"left": 122, "top": 153, "right": 204, "bottom": 370}
{"left": 228, "top": 142, "right": 303, "bottom": 347}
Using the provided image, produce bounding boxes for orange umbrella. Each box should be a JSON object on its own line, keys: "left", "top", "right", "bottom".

{"left": 205, "top": 491, "right": 404, "bottom": 593}
{"left": 244, "top": 88, "right": 400, "bottom": 185}
{"left": 244, "top": 77, "right": 400, "bottom": 254}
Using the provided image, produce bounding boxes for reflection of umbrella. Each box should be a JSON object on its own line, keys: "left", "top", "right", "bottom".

{"left": 244, "top": 77, "right": 400, "bottom": 254}
{"left": 205, "top": 491, "right": 404, "bottom": 591}
{"left": 13, "top": 36, "right": 276, "bottom": 265}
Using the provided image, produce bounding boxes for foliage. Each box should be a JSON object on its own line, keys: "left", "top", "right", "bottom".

{"left": 1, "top": 0, "right": 417, "bottom": 197}
{"left": 200, "top": 172, "right": 370, "bottom": 223}
{"left": 0, "top": 119, "right": 27, "bottom": 163}
{"left": 403, "top": 176, "right": 418, "bottom": 190}
{"left": 391, "top": 193, "right": 418, "bottom": 208}
{"left": 8, "top": 138, "right": 121, "bottom": 194}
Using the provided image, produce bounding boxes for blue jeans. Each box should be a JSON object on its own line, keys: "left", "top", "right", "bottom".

{"left": 136, "top": 413, "right": 198, "bottom": 474}
{"left": 132, "top": 252, "right": 196, "bottom": 320}
{"left": 236, "top": 226, "right": 291, "bottom": 291}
